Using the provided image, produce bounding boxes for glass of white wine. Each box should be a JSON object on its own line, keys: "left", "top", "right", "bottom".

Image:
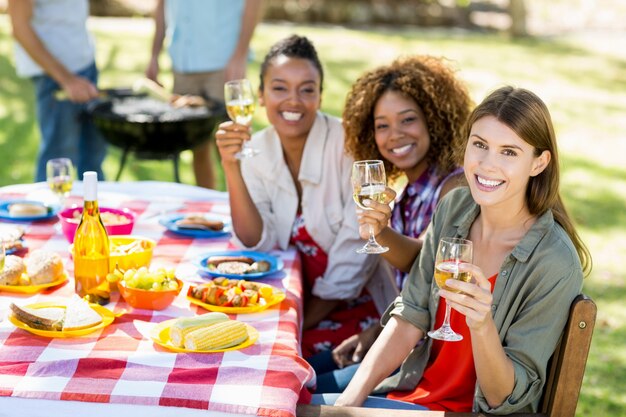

{"left": 224, "top": 78, "right": 259, "bottom": 159}
{"left": 0, "top": 243, "right": 5, "bottom": 271}
{"left": 352, "top": 160, "right": 389, "bottom": 254}
{"left": 46, "top": 157, "right": 74, "bottom": 205}
{"left": 428, "top": 237, "right": 473, "bottom": 342}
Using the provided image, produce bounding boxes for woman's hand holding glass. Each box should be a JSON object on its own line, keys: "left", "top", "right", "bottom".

{"left": 440, "top": 262, "right": 495, "bottom": 334}
{"left": 215, "top": 121, "right": 253, "bottom": 164}
{"left": 355, "top": 186, "right": 396, "bottom": 241}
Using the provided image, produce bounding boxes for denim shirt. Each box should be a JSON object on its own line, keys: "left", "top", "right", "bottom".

{"left": 375, "top": 187, "right": 583, "bottom": 414}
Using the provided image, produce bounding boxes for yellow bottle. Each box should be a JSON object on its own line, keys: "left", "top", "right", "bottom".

{"left": 73, "top": 171, "right": 110, "bottom": 305}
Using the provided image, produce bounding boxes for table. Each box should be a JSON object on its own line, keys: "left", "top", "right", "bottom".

{"left": 0, "top": 181, "right": 314, "bottom": 417}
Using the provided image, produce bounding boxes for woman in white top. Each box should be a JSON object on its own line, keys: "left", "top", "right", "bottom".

{"left": 215, "top": 35, "right": 396, "bottom": 357}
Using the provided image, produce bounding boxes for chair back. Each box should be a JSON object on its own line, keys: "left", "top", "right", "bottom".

{"left": 540, "top": 294, "right": 596, "bottom": 417}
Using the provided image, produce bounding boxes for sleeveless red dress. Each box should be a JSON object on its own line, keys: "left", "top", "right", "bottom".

{"left": 291, "top": 213, "right": 380, "bottom": 358}
{"left": 387, "top": 273, "right": 498, "bottom": 411}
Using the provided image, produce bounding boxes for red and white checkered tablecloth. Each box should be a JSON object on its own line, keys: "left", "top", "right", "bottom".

{"left": 0, "top": 182, "right": 315, "bottom": 417}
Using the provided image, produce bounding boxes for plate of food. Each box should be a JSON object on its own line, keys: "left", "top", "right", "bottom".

{"left": 8, "top": 299, "right": 116, "bottom": 338}
{"left": 195, "top": 250, "right": 283, "bottom": 280}
{"left": 159, "top": 213, "right": 231, "bottom": 238}
{"left": 187, "top": 278, "right": 286, "bottom": 314}
{"left": 0, "top": 200, "right": 59, "bottom": 222}
{"left": 0, "top": 250, "right": 68, "bottom": 293}
{"left": 150, "top": 313, "right": 259, "bottom": 353}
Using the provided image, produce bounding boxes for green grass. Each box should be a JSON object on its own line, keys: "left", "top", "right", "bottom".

{"left": 1, "top": 15, "right": 626, "bottom": 416}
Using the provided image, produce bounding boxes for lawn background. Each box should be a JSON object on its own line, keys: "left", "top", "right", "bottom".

{"left": 1, "top": 15, "right": 625, "bottom": 416}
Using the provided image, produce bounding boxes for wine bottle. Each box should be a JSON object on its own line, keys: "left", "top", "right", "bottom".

{"left": 73, "top": 171, "right": 110, "bottom": 305}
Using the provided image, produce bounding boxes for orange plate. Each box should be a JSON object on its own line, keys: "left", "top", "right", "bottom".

{"left": 0, "top": 272, "right": 68, "bottom": 294}
{"left": 187, "top": 282, "right": 286, "bottom": 314}
{"left": 8, "top": 302, "right": 115, "bottom": 338}
{"left": 150, "top": 319, "right": 259, "bottom": 353}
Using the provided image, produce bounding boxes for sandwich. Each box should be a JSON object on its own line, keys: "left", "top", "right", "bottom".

{"left": 0, "top": 255, "right": 26, "bottom": 286}
{"left": 8, "top": 203, "right": 49, "bottom": 218}
{"left": 9, "top": 303, "right": 65, "bottom": 331}
{"left": 9, "top": 299, "right": 102, "bottom": 332}
{"left": 25, "top": 250, "right": 65, "bottom": 285}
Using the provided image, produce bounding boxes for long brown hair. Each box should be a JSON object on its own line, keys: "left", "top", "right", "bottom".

{"left": 458, "top": 86, "right": 591, "bottom": 275}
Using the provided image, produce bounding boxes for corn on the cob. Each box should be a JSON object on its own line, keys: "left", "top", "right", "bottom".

{"left": 184, "top": 320, "right": 248, "bottom": 351}
{"left": 170, "top": 312, "right": 229, "bottom": 347}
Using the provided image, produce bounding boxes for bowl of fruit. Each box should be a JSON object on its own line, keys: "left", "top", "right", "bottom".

{"left": 59, "top": 206, "right": 136, "bottom": 243}
{"left": 110, "top": 266, "right": 182, "bottom": 310}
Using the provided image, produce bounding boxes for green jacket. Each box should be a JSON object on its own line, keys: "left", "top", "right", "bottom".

{"left": 375, "top": 187, "right": 583, "bottom": 414}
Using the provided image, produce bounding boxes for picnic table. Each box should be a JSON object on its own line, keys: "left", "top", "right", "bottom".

{"left": 0, "top": 181, "right": 315, "bottom": 417}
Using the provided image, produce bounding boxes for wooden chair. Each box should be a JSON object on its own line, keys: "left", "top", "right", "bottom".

{"left": 297, "top": 294, "right": 596, "bottom": 417}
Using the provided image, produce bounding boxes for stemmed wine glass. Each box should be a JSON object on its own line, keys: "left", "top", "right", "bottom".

{"left": 351, "top": 160, "right": 389, "bottom": 254}
{"left": 46, "top": 158, "right": 74, "bottom": 206}
{"left": 428, "top": 237, "right": 473, "bottom": 342}
{"left": 224, "top": 79, "right": 259, "bottom": 159}
{"left": 0, "top": 243, "right": 5, "bottom": 272}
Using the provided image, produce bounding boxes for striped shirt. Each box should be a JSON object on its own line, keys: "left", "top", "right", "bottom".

{"left": 390, "top": 165, "right": 463, "bottom": 289}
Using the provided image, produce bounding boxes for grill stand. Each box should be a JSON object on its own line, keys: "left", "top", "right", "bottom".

{"left": 115, "top": 145, "right": 182, "bottom": 183}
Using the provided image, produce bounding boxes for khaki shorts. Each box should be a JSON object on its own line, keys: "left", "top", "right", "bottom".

{"left": 173, "top": 70, "right": 225, "bottom": 102}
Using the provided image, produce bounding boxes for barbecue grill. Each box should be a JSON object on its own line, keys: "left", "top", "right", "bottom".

{"left": 88, "top": 90, "right": 227, "bottom": 182}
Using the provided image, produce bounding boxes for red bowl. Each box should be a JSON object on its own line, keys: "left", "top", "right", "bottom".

{"left": 118, "top": 278, "right": 183, "bottom": 310}
{"left": 58, "top": 206, "right": 136, "bottom": 243}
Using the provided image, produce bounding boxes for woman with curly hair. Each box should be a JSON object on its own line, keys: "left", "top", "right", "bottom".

{"left": 308, "top": 55, "right": 472, "bottom": 392}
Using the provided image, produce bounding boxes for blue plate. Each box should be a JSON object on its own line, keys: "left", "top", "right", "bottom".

{"left": 159, "top": 214, "right": 231, "bottom": 238}
{"left": 0, "top": 200, "right": 60, "bottom": 222}
{"left": 195, "top": 250, "right": 284, "bottom": 280}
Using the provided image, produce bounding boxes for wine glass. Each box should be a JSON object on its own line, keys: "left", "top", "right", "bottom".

{"left": 224, "top": 79, "right": 259, "bottom": 159}
{"left": 351, "top": 160, "right": 389, "bottom": 254}
{"left": 428, "top": 237, "right": 473, "bottom": 342}
{"left": 0, "top": 243, "right": 5, "bottom": 272}
{"left": 46, "top": 158, "right": 74, "bottom": 205}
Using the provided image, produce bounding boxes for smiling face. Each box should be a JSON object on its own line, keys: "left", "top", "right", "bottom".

{"left": 464, "top": 115, "right": 550, "bottom": 212}
{"left": 258, "top": 55, "right": 322, "bottom": 143}
{"left": 373, "top": 90, "right": 431, "bottom": 182}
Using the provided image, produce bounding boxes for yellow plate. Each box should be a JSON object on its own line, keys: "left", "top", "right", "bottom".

{"left": 0, "top": 273, "right": 68, "bottom": 294}
{"left": 187, "top": 283, "right": 286, "bottom": 314}
{"left": 150, "top": 319, "right": 259, "bottom": 353}
{"left": 8, "top": 302, "right": 116, "bottom": 338}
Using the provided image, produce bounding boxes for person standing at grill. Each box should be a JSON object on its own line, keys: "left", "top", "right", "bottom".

{"left": 8, "top": 0, "right": 107, "bottom": 182}
{"left": 146, "top": 0, "right": 263, "bottom": 189}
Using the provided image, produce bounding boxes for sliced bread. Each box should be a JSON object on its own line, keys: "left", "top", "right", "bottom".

{"left": 9, "top": 303, "right": 65, "bottom": 331}
{"left": 62, "top": 300, "right": 102, "bottom": 331}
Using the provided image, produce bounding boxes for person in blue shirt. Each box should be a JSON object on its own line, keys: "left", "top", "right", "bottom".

{"left": 8, "top": 0, "right": 107, "bottom": 182}
{"left": 146, "top": 0, "right": 263, "bottom": 189}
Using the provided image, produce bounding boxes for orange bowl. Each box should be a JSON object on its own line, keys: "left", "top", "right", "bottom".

{"left": 118, "top": 277, "right": 183, "bottom": 310}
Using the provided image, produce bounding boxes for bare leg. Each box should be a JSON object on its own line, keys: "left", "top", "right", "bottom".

{"left": 193, "top": 140, "right": 215, "bottom": 189}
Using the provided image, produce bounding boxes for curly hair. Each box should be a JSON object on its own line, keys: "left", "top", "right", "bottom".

{"left": 259, "top": 34, "right": 324, "bottom": 93}
{"left": 343, "top": 55, "right": 472, "bottom": 179}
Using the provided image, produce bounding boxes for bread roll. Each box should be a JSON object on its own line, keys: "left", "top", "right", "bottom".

{"left": 25, "top": 250, "right": 64, "bottom": 285}
{"left": 0, "top": 255, "right": 26, "bottom": 286}
{"left": 8, "top": 203, "right": 48, "bottom": 217}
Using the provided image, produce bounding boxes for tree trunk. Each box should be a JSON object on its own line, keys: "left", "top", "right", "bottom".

{"left": 509, "top": 0, "right": 528, "bottom": 37}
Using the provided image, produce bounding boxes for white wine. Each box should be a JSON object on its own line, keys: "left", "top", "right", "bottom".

{"left": 226, "top": 98, "right": 255, "bottom": 125}
{"left": 49, "top": 175, "right": 73, "bottom": 197}
{"left": 353, "top": 183, "right": 386, "bottom": 210}
{"left": 73, "top": 172, "right": 110, "bottom": 305}
{"left": 434, "top": 261, "right": 472, "bottom": 292}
